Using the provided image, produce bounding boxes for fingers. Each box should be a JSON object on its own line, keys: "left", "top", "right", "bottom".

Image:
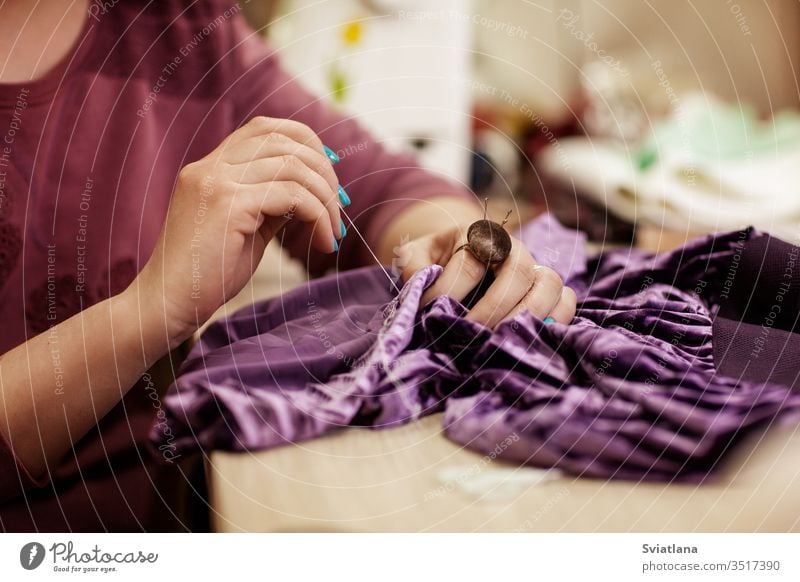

{"left": 228, "top": 134, "right": 339, "bottom": 197}
{"left": 398, "top": 240, "right": 430, "bottom": 283}
{"left": 397, "top": 228, "right": 454, "bottom": 284}
{"left": 513, "top": 265, "right": 564, "bottom": 318}
{"left": 466, "top": 245, "right": 537, "bottom": 328}
{"left": 227, "top": 155, "right": 341, "bottom": 240}
{"left": 545, "top": 286, "right": 577, "bottom": 324}
{"left": 399, "top": 227, "right": 577, "bottom": 328}
{"left": 504, "top": 269, "right": 576, "bottom": 325}
{"left": 220, "top": 117, "right": 342, "bottom": 241}
{"left": 236, "top": 182, "right": 336, "bottom": 253}
{"left": 444, "top": 235, "right": 573, "bottom": 327}
{"left": 420, "top": 244, "right": 490, "bottom": 307}
{"left": 232, "top": 116, "right": 327, "bottom": 155}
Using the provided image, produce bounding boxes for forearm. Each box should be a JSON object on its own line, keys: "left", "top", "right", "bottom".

{"left": 377, "top": 195, "right": 483, "bottom": 263}
{"left": 0, "top": 287, "right": 171, "bottom": 479}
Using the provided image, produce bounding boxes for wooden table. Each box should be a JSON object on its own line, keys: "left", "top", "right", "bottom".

{"left": 206, "top": 414, "right": 800, "bottom": 532}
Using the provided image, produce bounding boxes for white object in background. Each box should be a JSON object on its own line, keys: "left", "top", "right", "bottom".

{"left": 435, "top": 465, "right": 562, "bottom": 502}
{"left": 581, "top": 60, "right": 645, "bottom": 143}
{"left": 540, "top": 136, "right": 800, "bottom": 240}
{"left": 268, "top": 0, "right": 472, "bottom": 184}
{"left": 539, "top": 96, "right": 800, "bottom": 241}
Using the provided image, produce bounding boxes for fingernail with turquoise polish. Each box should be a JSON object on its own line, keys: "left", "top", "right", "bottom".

{"left": 340, "top": 220, "right": 347, "bottom": 238}
{"left": 338, "top": 185, "right": 351, "bottom": 206}
{"left": 333, "top": 238, "right": 339, "bottom": 252}
{"left": 324, "top": 145, "right": 340, "bottom": 164}
{"left": 543, "top": 316, "right": 555, "bottom": 324}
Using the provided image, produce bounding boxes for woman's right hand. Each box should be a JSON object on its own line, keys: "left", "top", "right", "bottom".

{"left": 131, "top": 116, "right": 344, "bottom": 347}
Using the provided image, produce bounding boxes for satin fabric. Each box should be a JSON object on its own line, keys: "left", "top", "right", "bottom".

{"left": 153, "top": 216, "right": 800, "bottom": 481}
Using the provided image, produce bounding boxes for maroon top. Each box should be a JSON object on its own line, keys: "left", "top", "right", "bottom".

{"left": 0, "top": 0, "right": 469, "bottom": 531}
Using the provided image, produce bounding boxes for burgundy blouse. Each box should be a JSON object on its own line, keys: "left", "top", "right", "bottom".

{"left": 0, "top": 0, "right": 469, "bottom": 531}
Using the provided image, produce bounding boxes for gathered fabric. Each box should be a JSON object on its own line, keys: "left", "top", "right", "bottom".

{"left": 153, "top": 215, "right": 800, "bottom": 481}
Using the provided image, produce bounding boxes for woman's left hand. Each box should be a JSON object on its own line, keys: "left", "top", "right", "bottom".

{"left": 398, "top": 225, "right": 577, "bottom": 328}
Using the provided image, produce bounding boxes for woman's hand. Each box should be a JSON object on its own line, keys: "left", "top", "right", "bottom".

{"left": 398, "top": 225, "right": 577, "bottom": 328}
{"left": 132, "top": 116, "right": 344, "bottom": 346}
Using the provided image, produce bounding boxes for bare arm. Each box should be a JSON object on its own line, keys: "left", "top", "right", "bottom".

{"left": 0, "top": 287, "right": 170, "bottom": 480}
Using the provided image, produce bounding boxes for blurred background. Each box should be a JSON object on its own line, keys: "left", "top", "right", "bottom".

{"left": 241, "top": 0, "right": 800, "bottom": 249}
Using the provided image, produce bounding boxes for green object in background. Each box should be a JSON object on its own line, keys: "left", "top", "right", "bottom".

{"left": 637, "top": 95, "right": 800, "bottom": 166}
{"left": 636, "top": 147, "right": 658, "bottom": 170}
{"left": 328, "top": 65, "right": 348, "bottom": 103}
{"left": 326, "top": 19, "right": 364, "bottom": 105}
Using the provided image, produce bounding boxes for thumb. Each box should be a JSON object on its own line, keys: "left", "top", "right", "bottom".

{"left": 398, "top": 237, "right": 433, "bottom": 283}
{"left": 420, "top": 245, "right": 489, "bottom": 306}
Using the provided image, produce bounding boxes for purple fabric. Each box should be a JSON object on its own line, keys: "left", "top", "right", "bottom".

{"left": 152, "top": 216, "right": 800, "bottom": 481}
{"left": 712, "top": 233, "right": 800, "bottom": 388}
